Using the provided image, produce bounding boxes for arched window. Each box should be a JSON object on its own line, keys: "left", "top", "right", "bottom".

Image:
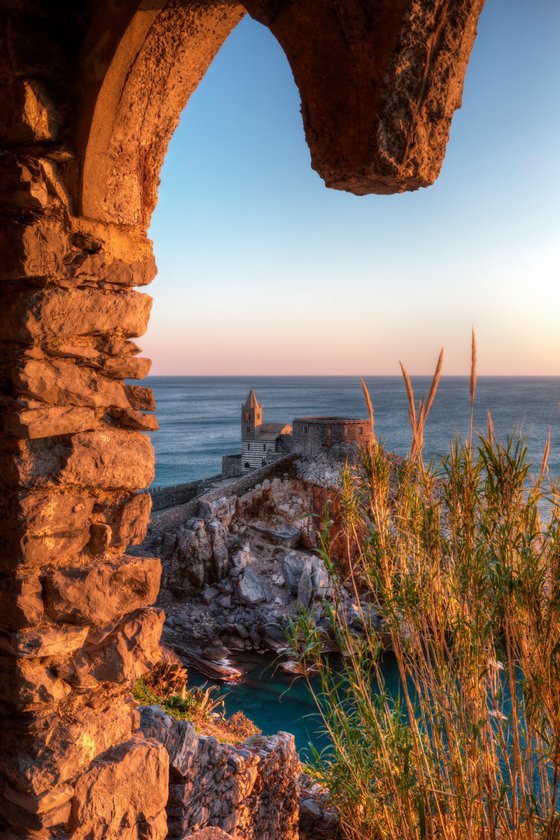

{"left": 248, "top": 443, "right": 250, "bottom": 450}
{"left": 244, "top": 462, "right": 250, "bottom": 470}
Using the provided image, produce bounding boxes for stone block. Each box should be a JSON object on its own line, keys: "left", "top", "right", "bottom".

{"left": 0, "top": 789, "right": 71, "bottom": 831}
{"left": 61, "top": 430, "right": 155, "bottom": 490}
{"left": 3, "top": 782, "right": 74, "bottom": 817}
{"left": 4, "top": 405, "right": 99, "bottom": 439}
{"left": 125, "top": 384, "right": 156, "bottom": 411}
{"left": 17, "top": 492, "right": 94, "bottom": 536}
{"left": 2, "top": 624, "right": 88, "bottom": 659}
{"left": 0, "top": 79, "right": 59, "bottom": 144}
{"left": 102, "top": 492, "right": 152, "bottom": 547}
{"left": 0, "top": 572, "right": 43, "bottom": 630}
{"left": 12, "top": 359, "right": 131, "bottom": 409}
{"left": 67, "top": 221, "right": 157, "bottom": 287}
{"left": 0, "top": 153, "right": 49, "bottom": 212}
{"left": 8, "top": 429, "right": 154, "bottom": 492}
{"left": 2, "top": 690, "right": 138, "bottom": 795}
{"left": 109, "top": 406, "right": 159, "bottom": 431}
{"left": 100, "top": 355, "right": 152, "bottom": 380}
{"left": 69, "top": 607, "right": 164, "bottom": 686}
{"left": 69, "top": 737, "right": 169, "bottom": 840}
{"left": 43, "top": 555, "right": 161, "bottom": 626}
{"left": 0, "top": 217, "right": 67, "bottom": 281}
{"left": 0, "top": 287, "right": 152, "bottom": 343}
{"left": 0, "top": 492, "right": 93, "bottom": 569}
{"left": 0, "top": 654, "right": 71, "bottom": 709}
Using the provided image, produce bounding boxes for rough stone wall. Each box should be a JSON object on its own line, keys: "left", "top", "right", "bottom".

{"left": 140, "top": 705, "right": 301, "bottom": 839}
{"left": 150, "top": 475, "right": 223, "bottom": 512}
{"left": 292, "top": 418, "right": 373, "bottom": 457}
{"left": 0, "top": 149, "right": 169, "bottom": 838}
{"left": 0, "top": 4, "right": 171, "bottom": 836}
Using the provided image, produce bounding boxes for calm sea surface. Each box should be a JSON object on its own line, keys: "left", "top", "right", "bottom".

{"left": 148, "top": 376, "right": 560, "bottom": 751}
{"left": 149, "top": 376, "right": 560, "bottom": 487}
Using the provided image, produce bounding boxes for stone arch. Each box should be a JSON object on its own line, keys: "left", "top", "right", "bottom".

{"left": 0, "top": 1, "right": 486, "bottom": 836}
{"left": 78, "top": 1, "right": 246, "bottom": 227}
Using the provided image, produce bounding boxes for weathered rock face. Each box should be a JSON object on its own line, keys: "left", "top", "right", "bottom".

{"left": 167, "top": 517, "right": 230, "bottom": 594}
{"left": 140, "top": 704, "right": 300, "bottom": 839}
{"left": 0, "top": 10, "right": 164, "bottom": 830}
{"left": 243, "top": 0, "right": 486, "bottom": 195}
{"left": 1, "top": 0, "right": 485, "bottom": 835}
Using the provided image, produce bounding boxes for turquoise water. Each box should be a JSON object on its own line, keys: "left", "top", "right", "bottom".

{"left": 148, "top": 376, "right": 560, "bottom": 487}
{"left": 188, "top": 651, "right": 402, "bottom": 757}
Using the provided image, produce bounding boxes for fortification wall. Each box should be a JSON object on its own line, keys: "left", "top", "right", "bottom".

{"left": 148, "top": 456, "right": 298, "bottom": 534}
{"left": 149, "top": 475, "right": 222, "bottom": 512}
{"left": 292, "top": 418, "right": 373, "bottom": 456}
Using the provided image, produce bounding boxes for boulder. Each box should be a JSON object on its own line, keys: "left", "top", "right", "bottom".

{"left": 169, "top": 519, "right": 229, "bottom": 595}
{"left": 236, "top": 567, "right": 272, "bottom": 606}
{"left": 296, "top": 559, "right": 314, "bottom": 608}
{"left": 249, "top": 523, "right": 301, "bottom": 548}
{"left": 281, "top": 553, "right": 307, "bottom": 595}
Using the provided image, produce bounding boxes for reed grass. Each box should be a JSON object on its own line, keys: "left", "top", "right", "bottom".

{"left": 290, "top": 360, "right": 559, "bottom": 840}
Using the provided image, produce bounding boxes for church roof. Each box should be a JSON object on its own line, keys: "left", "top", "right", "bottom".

{"left": 256, "top": 422, "right": 292, "bottom": 440}
{"left": 244, "top": 388, "right": 260, "bottom": 409}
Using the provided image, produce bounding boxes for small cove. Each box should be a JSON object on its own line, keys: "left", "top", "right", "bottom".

{"left": 188, "top": 651, "right": 402, "bottom": 758}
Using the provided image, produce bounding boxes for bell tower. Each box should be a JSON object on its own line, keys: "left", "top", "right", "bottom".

{"left": 241, "top": 389, "right": 262, "bottom": 441}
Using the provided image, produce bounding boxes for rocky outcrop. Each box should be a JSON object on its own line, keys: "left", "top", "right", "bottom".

{"left": 140, "top": 705, "right": 300, "bottom": 839}
{"left": 146, "top": 452, "right": 363, "bottom": 679}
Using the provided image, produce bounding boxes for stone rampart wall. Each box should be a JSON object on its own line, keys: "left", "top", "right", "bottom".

{"left": 140, "top": 705, "right": 300, "bottom": 839}
{"left": 149, "top": 474, "right": 222, "bottom": 512}
{"left": 149, "top": 456, "right": 298, "bottom": 535}
{"left": 292, "top": 418, "right": 373, "bottom": 456}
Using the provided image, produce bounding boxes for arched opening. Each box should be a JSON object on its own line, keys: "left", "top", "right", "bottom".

{"left": 0, "top": 1, "right": 490, "bottom": 836}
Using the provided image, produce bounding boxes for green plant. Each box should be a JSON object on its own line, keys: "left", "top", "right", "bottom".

{"left": 133, "top": 663, "right": 261, "bottom": 743}
{"left": 292, "top": 351, "right": 559, "bottom": 840}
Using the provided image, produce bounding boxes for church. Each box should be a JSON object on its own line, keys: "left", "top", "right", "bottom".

{"left": 221, "top": 389, "right": 374, "bottom": 477}
{"left": 240, "top": 389, "right": 292, "bottom": 472}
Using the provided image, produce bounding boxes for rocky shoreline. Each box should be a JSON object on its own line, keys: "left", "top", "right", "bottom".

{"left": 138, "top": 445, "right": 364, "bottom": 682}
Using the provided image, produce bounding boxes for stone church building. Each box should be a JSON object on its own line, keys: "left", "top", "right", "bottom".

{"left": 223, "top": 389, "right": 374, "bottom": 475}
{"left": 241, "top": 389, "right": 292, "bottom": 471}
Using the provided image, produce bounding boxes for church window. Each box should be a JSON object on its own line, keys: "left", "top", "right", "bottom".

{"left": 244, "top": 462, "right": 250, "bottom": 470}
{"left": 247, "top": 443, "right": 250, "bottom": 451}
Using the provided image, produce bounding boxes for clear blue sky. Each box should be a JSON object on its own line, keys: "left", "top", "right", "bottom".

{"left": 144, "top": 0, "right": 560, "bottom": 375}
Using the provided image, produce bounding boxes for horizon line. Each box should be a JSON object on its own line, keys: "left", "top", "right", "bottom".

{"left": 146, "top": 373, "right": 560, "bottom": 378}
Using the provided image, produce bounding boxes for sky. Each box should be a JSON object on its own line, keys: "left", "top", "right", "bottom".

{"left": 144, "top": 0, "right": 560, "bottom": 376}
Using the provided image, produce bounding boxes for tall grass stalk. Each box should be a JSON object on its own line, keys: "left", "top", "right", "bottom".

{"left": 469, "top": 328, "right": 477, "bottom": 445}
{"left": 291, "top": 433, "right": 560, "bottom": 839}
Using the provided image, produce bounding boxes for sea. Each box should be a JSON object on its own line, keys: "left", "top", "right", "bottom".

{"left": 149, "top": 376, "right": 560, "bottom": 487}
{"left": 147, "top": 376, "right": 560, "bottom": 753}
